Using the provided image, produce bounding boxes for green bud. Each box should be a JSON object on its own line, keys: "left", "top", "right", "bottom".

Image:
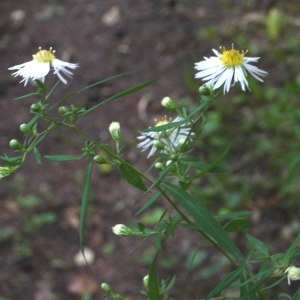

{"left": 9, "top": 139, "right": 23, "bottom": 151}
{"left": 101, "top": 283, "right": 112, "bottom": 293}
{"left": 155, "top": 162, "right": 164, "bottom": 171}
{"left": 93, "top": 155, "right": 108, "bottom": 164}
{"left": 143, "top": 275, "right": 149, "bottom": 291}
{"left": 161, "top": 96, "right": 178, "bottom": 112}
{"left": 112, "top": 224, "right": 132, "bottom": 236}
{"left": 20, "top": 124, "right": 28, "bottom": 132}
{"left": 170, "top": 154, "right": 178, "bottom": 161}
{"left": 199, "top": 85, "right": 212, "bottom": 96}
{"left": 30, "top": 103, "right": 42, "bottom": 113}
{"left": 166, "top": 160, "right": 177, "bottom": 173}
{"left": 179, "top": 138, "right": 188, "bottom": 152}
{"left": 109, "top": 122, "right": 121, "bottom": 143}
{"left": 153, "top": 140, "right": 165, "bottom": 150}
{"left": 58, "top": 106, "right": 68, "bottom": 115}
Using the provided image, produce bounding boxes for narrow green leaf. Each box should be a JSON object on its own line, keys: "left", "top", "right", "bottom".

{"left": 260, "top": 276, "right": 286, "bottom": 291}
{"left": 190, "top": 148, "right": 229, "bottom": 180}
{"left": 33, "top": 147, "right": 41, "bottom": 164}
{"left": 120, "top": 163, "right": 147, "bottom": 191}
{"left": 135, "top": 192, "right": 161, "bottom": 216}
{"left": 240, "top": 267, "right": 275, "bottom": 297}
{"left": 206, "top": 267, "right": 243, "bottom": 299}
{"left": 283, "top": 233, "right": 300, "bottom": 265}
{"left": 240, "top": 270, "right": 258, "bottom": 300}
{"left": 216, "top": 212, "right": 253, "bottom": 220}
{"left": 47, "top": 71, "right": 138, "bottom": 111}
{"left": 23, "top": 113, "right": 41, "bottom": 131}
{"left": 162, "top": 182, "right": 244, "bottom": 264}
{"left": 79, "top": 154, "right": 94, "bottom": 251}
{"left": 148, "top": 252, "right": 160, "bottom": 300}
{"left": 13, "top": 92, "right": 40, "bottom": 100}
{"left": 181, "top": 160, "right": 229, "bottom": 173}
{"left": 246, "top": 234, "right": 269, "bottom": 256}
{"left": 35, "top": 79, "right": 46, "bottom": 90}
{"left": 80, "top": 78, "right": 159, "bottom": 117}
{"left": 0, "top": 154, "right": 23, "bottom": 164}
{"left": 44, "top": 155, "right": 83, "bottom": 162}
{"left": 46, "top": 80, "right": 60, "bottom": 100}
{"left": 223, "top": 219, "right": 251, "bottom": 232}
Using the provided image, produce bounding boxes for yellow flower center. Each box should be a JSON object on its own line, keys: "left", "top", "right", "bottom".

{"left": 155, "top": 116, "right": 171, "bottom": 127}
{"left": 220, "top": 44, "right": 247, "bottom": 68}
{"left": 34, "top": 47, "right": 55, "bottom": 63}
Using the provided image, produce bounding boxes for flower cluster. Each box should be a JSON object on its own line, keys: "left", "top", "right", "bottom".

{"left": 9, "top": 47, "right": 78, "bottom": 85}
{"left": 137, "top": 116, "right": 194, "bottom": 158}
{"left": 195, "top": 44, "right": 267, "bottom": 94}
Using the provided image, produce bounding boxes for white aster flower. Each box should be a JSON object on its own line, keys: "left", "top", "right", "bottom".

{"left": 195, "top": 44, "right": 267, "bottom": 94}
{"left": 137, "top": 116, "right": 194, "bottom": 158}
{"left": 285, "top": 266, "right": 300, "bottom": 285}
{"left": 8, "top": 47, "right": 79, "bottom": 85}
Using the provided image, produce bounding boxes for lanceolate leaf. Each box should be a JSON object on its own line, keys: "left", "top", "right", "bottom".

{"left": 33, "top": 147, "right": 41, "bottom": 164}
{"left": 162, "top": 181, "right": 244, "bottom": 264}
{"left": 206, "top": 267, "right": 244, "bottom": 299}
{"left": 79, "top": 154, "right": 94, "bottom": 251}
{"left": 161, "top": 182, "right": 256, "bottom": 300}
{"left": 80, "top": 78, "right": 159, "bottom": 117}
{"left": 44, "top": 155, "right": 83, "bottom": 162}
{"left": 13, "top": 92, "right": 40, "bottom": 100}
{"left": 120, "top": 162, "right": 147, "bottom": 191}
{"left": 135, "top": 192, "right": 161, "bottom": 216}
{"left": 148, "top": 252, "right": 160, "bottom": 300}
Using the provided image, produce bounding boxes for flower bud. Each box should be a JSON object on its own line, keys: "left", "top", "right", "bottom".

{"left": 155, "top": 162, "right": 164, "bottom": 171}
{"left": 112, "top": 224, "right": 132, "bottom": 236}
{"left": 199, "top": 85, "right": 213, "bottom": 96}
{"left": 58, "top": 106, "right": 68, "bottom": 115}
{"left": 9, "top": 139, "right": 23, "bottom": 151}
{"left": 170, "top": 154, "right": 178, "bottom": 161}
{"left": 143, "top": 275, "right": 149, "bottom": 290}
{"left": 161, "top": 97, "right": 178, "bottom": 112}
{"left": 93, "top": 155, "right": 108, "bottom": 164}
{"left": 0, "top": 166, "right": 14, "bottom": 179}
{"left": 101, "top": 283, "right": 112, "bottom": 293}
{"left": 166, "top": 160, "right": 177, "bottom": 173}
{"left": 179, "top": 138, "right": 188, "bottom": 152}
{"left": 109, "top": 122, "right": 121, "bottom": 143}
{"left": 153, "top": 140, "right": 165, "bottom": 150}
{"left": 30, "top": 103, "right": 42, "bottom": 113}
{"left": 285, "top": 266, "right": 300, "bottom": 285}
{"left": 20, "top": 124, "right": 28, "bottom": 132}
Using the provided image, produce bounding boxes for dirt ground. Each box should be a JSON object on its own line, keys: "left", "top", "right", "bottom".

{"left": 0, "top": 1, "right": 298, "bottom": 299}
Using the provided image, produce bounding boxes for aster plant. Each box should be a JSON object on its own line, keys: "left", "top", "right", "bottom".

{"left": 2, "top": 44, "right": 299, "bottom": 300}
